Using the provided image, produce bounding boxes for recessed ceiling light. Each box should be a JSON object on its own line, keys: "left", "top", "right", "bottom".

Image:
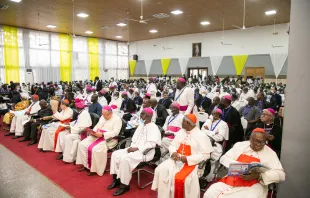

{"left": 46, "top": 25, "right": 56, "bottom": 29}
{"left": 171, "top": 10, "right": 183, "bottom": 15}
{"left": 265, "top": 10, "right": 277, "bottom": 15}
{"left": 77, "top": 13, "right": 89, "bottom": 18}
{"left": 117, "top": 23, "right": 127, "bottom": 27}
{"left": 115, "top": 36, "right": 123, "bottom": 39}
{"left": 200, "top": 21, "right": 210, "bottom": 26}
{"left": 149, "top": 29, "right": 158, "bottom": 33}
{"left": 85, "top": 31, "right": 93, "bottom": 34}
{"left": 10, "top": 0, "right": 22, "bottom": 2}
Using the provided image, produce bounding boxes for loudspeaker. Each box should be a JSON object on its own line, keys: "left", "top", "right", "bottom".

{"left": 133, "top": 54, "right": 138, "bottom": 61}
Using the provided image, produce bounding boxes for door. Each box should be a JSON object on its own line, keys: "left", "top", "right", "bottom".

{"left": 187, "top": 68, "right": 208, "bottom": 79}
{"left": 245, "top": 67, "right": 265, "bottom": 80}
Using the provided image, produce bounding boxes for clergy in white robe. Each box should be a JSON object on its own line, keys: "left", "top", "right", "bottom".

{"left": 174, "top": 78, "right": 194, "bottom": 115}
{"left": 10, "top": 94, "right": 41, "bottom": 138}
{"left": 146, "top": 78, "right": 158, "bottom": 98}
{"left": 161, "top": 102, "right": 184, "bottom": 160}
{"left": 152, "top": 114, "right": 213, "bottom": 198}
{"left": 98, "top": 90, "right": 108, "bottom": 107}
{"left": 201, "top": 109, "right": 229, "bottom": 182}
{"left": 108, "top": 108, "right": 161, "bottom": 196}
{"left": 109, "top": 93, "right": 123, "bottom": 110}
{"left": 204, "top": 128, "right": 285, "bottom": 198}
{"left": 76, "top": 105, "right": 122, "bottom": 176}
{"left": 84, "top": 87, "right": 93, "bottom": 103}
{"left": 239, "top": 87, "right": 254, "bottom": 102}
{"left": 58, "top": 100, "right": 92, "bottom": 162}
{"left": 38, "top": 99, "right": 73, "bottom": 151}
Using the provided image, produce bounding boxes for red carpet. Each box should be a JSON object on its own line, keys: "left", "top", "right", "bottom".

{"left": 0, "top": 130, "right": 156, "bottom": 198}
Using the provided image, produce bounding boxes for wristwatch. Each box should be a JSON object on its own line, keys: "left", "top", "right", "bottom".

{"left": 102, "top": 133, "right": 104, "bottom": 138}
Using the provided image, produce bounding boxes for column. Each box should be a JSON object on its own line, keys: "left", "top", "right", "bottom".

{"left": 278, "top": 0, "right": 310, "bottom": 197}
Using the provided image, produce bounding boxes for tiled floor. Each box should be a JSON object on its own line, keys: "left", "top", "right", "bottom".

{"left": 0, "top": 144, "right": 71, "bottom": 198}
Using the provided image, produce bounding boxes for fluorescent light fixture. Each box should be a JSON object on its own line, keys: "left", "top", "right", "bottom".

{"left": 77, "top": 13, "right": 89, "bottom": 18}
{"left": 10, "top": 0, "right": 22, "bottom": 2}
{"left": 149, "top": 29, "right": 158, "bottom": 33}
{"left": 265, "top": 10, "right": 277, "bottom": 15}
{"left": 46, "top": 25, "right": 56, "bottom": 28}
{"left": 117, "top": 23, "right": 127, "bottom": 27}
{"left": 115, "top": 36, "right": 123, "bottom": 39}
{"left": 85, "top": 31, "right": 93, "bottom": 34}
{"left": 171, "top": 10, "right": 183, "bottom": 15}
{"left": 200, "top": 21, "right": 210, "bottom": 25}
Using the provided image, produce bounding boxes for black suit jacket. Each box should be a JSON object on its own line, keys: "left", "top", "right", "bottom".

{"left": 197, "top": 96, "right": 212, "bottom": 112}
{"left": 104, "top": 93, "right": 111, "bottom": 104}
{"left": 121, "top": 98, "right": 136, "bottom": 113}
{"left": 158, "top": 98, "right": 172, "bottom": 109}
{"left": 95, "top": 80, "right": 103, "bottom": 92}
{"left": 207, "top": 104, "right": 218, "bottom": 115}
{"left": 133, "top": 96, "right": 143, "bottom": 106}
{"left": 221, "top": 106, "right": 244, "bottom": 151}
{"left": 35, "top": 107, "right": 53, "bottom": 124}
{"left": 271, "top": 94, "right": 282, "bottom": 111}
{"left": 155, "top": 104, "right": 168, "bottom": 127}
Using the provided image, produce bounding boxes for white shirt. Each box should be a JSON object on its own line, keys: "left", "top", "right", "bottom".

{"left": 109, "top": 81, "right": 117, "bottom": 88}
{"left": 146, "top": 83, "right": 157, "bottom": 98}
{"left": 98, "top": 96, "right": 108, "bottom": 107}
{"left": 0, "top": 103, "right": 7, "bottom": 110}
{"left": 202, "top": 119, "right": 229, "bottom": 141}
{"left": 70, "top": 110, "right": 92, "bottom": 134}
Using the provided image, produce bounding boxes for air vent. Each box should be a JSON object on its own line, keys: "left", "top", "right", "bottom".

{"left": 0, "top": 5, "right": 9, "bottom": 10}
{"left": 152, "top": 13, "right": 170, "bottom": 19}
{"left": 101, "top": 26, "right": 114, "bottom": 30}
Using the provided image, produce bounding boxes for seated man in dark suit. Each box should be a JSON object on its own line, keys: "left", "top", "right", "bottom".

{"left": 150, "top": 98, "right": 168, "bottom": 127}
{"left": 121, "top": 92, "right": 136, "bottom": 121}
{"left": 20, "top": 100, "right": 53, "bottom": 145}
{"left": 133, "top": 91, "right": 143, "bottom": 111}
{"left": 158, "top": 91, "right": 172, "bottom": 109}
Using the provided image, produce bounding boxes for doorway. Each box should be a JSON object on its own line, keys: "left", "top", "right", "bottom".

{"left": 187, "top": 68, "right": 208, "bottom": 79}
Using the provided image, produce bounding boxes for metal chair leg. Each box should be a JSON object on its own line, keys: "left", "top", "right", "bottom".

{"left": 137, "top": 168, "right": 154, "bottom": 189}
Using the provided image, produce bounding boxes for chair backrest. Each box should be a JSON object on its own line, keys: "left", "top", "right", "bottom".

{"left": 157, "top": 125, "right": 165, "bottom": 139}
{"left": 241, "top": 117, "right": 248, "bottom": 130}
{"left": 118, "top": 119, "right": 127, "bottom": 137}
{"left": 72, "top": 109, "right": 79, "bottom": 121}
{"left": 90, "top": 113, "right": 100, "bottom": 129}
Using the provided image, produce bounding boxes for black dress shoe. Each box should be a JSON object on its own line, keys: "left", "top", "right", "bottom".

{"left": 87, "top": 172, "right": 96, "bottom": 176}
{"left": 78, "top": 167, "right": 86, "bottom": 172}
{"left": 39, "top": 148, "right": 44, "bottom": 152}
{"left": 12, "top": 136, "right": 22, "bottom": 139}
{"left": 27, "top": 140, "right": 38, "bottom": 146}
{"left": 19, "top": 138, "right": 30, "bottom": 142}
{"left": 113, "top": 186, "right": 130, "bottom": 196}
{"left": 56, "top": 154, "right": 63, "bottom": 160}
{"left": 107, "top": 179, "right": 120, "bottom": 190}
{"left": 4, "top": 133, "right": 14, "bottom": 136}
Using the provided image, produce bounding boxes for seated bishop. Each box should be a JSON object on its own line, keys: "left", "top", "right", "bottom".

{"left": 152, "top": 114, "right": 213, "bottom": 198}
{"left": 204, "top": 128, "right": 285, "bottom": 198}
{"left": 76, "top": 105, "right": 122, "bottom": 176}
{"left": 38, "top": 99, "right": 73, "bottom": 152}
{"left": 54, "top": 99, "right": 92, "bottom": 161}
{"left": 107, "top": 108, "right": 162, "bottom": 196}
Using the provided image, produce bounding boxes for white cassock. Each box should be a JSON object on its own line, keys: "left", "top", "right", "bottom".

{"left": 161, "top": 114, "right": 184, "bottom": 157}
{"left": 231, "top": 101, "right": 242, "bottom": 111}
{"left": 219, "top": 92, "right": 230, "bottom": 99}
{"left": 75, "top": 92, "right": 84, "bottom": 100}
{"left": 98, "top": 96, "right": 108, "bottom": 107}
{"left": 239, "top": 91, "right": 254, "bottom": 102}
{"left": 174, "top": 87, "right": 194, "bottom": 115}
{"left": 109, "top": 81, "right": 118, "bottom": 88}
{"left": 109, "top": 97, "right": 123, "bottom": 110}
{"left": 201, "top": 119, "right": 229, "bottom": 182}
{"left": 60, "top": 110, "right": 92, "bottom": 162}
{"left": 110, "top": 122, "right": 161, "bottom": 185}
{"left": 38, "top": 108, "right": 74, "bottom": 151}
{"left": 152, "top": 127, "right": 213, "bottom": 198}
{"left": 204, "top": 141, "right": 285, "bottom": 198}
{"left": 76, "top": 113, "right": 122, "bottom": 176}
{"left": 84, "top": 93, "right": 93, "bottom": 103}
{"left": 10, "top": 101, "right": 41, "bottom": 136}
{"left": 146, "top": 83, "right": 157, "bottom": 98}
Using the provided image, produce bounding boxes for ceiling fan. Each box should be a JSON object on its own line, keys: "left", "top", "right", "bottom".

{"left": 221, "top": 18, "right": 232, "bottom": 46}
{"left": 124, "top": 0, "right": 155, "bottom": 24}
{"left": 272, "top": 19, "right": 278, "bottom": 35}
{"left": 36, "top": 12, "right": 49, "bottom": 46}
{"left": 162, "top": 23, "right": 173, "bottom": 50}
{"left": 232, "top": 0, "right": 259, "bottom": 30}
{"left": 70, "top": 0, "right": 76, "bottom": 38}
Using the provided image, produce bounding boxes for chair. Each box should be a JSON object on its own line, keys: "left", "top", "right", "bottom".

{"left": 72, "top": 109, "right": 79, "bottom": 121}
{"left": 134, "top": 125, "right": 165, "bottom": 189}
{"left": 79, "top": 113, "right": 100, "bottom": 140}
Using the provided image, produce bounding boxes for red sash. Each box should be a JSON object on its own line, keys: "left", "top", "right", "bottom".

{"left": 220, "top": 154, "right": 260, "bottom": 187}
{"left": 174, "top": 144, "right": 196, "bottom": 198}
{"left": 166, "top": 126, "right": 181, "bottom": 139}
{"left": 53, "top": 119, "right": 71, "bottom": 150}
{"left": 111, "top": 105, "right": 117, "bottom": 109}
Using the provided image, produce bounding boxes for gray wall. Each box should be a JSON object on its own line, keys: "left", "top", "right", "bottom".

{"left": 217, "top": 56, "right": 235, "bottom": 76}
{"left": 167, "top": 58, "right": 182, "bottom": 76}
{"left": 278, "top": 0, "right": 310, "bottom": 197}
{"left": 242, "top": 54, "right": 276, "bottom": 77}
{"left": 149, "top": 59, "right": 163, "bottom": 76}
{"left": 187, "top": 57, "right": 213, "bottom": 75}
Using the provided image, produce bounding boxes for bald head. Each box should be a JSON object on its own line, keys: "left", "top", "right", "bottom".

{"left": 150, "top": 98, "right": 158, "bottom": 108}
{"left": 39, "top": 100, "right": 48, "bottom": 109}
{"left": 213, "top": 96, "right": 220, "bottom": 105}
{"left": 247, "top": 97, "right": 255, "bottom": 106}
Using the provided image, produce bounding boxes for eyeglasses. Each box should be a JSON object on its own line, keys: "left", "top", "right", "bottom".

{"left": 252, "top": 138, "right": 266, "bottom": 146}
{"left": 261, "top": 112, "right": 272, "bottom": 117}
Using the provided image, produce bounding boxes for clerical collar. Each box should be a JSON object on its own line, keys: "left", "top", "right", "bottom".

{"left": 225, "top": 105, "right": 231, "bottom": 109}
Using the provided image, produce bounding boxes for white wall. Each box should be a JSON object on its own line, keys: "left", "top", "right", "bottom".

{"left": 129, "top": 23, "right": 289, "bottom": 60}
